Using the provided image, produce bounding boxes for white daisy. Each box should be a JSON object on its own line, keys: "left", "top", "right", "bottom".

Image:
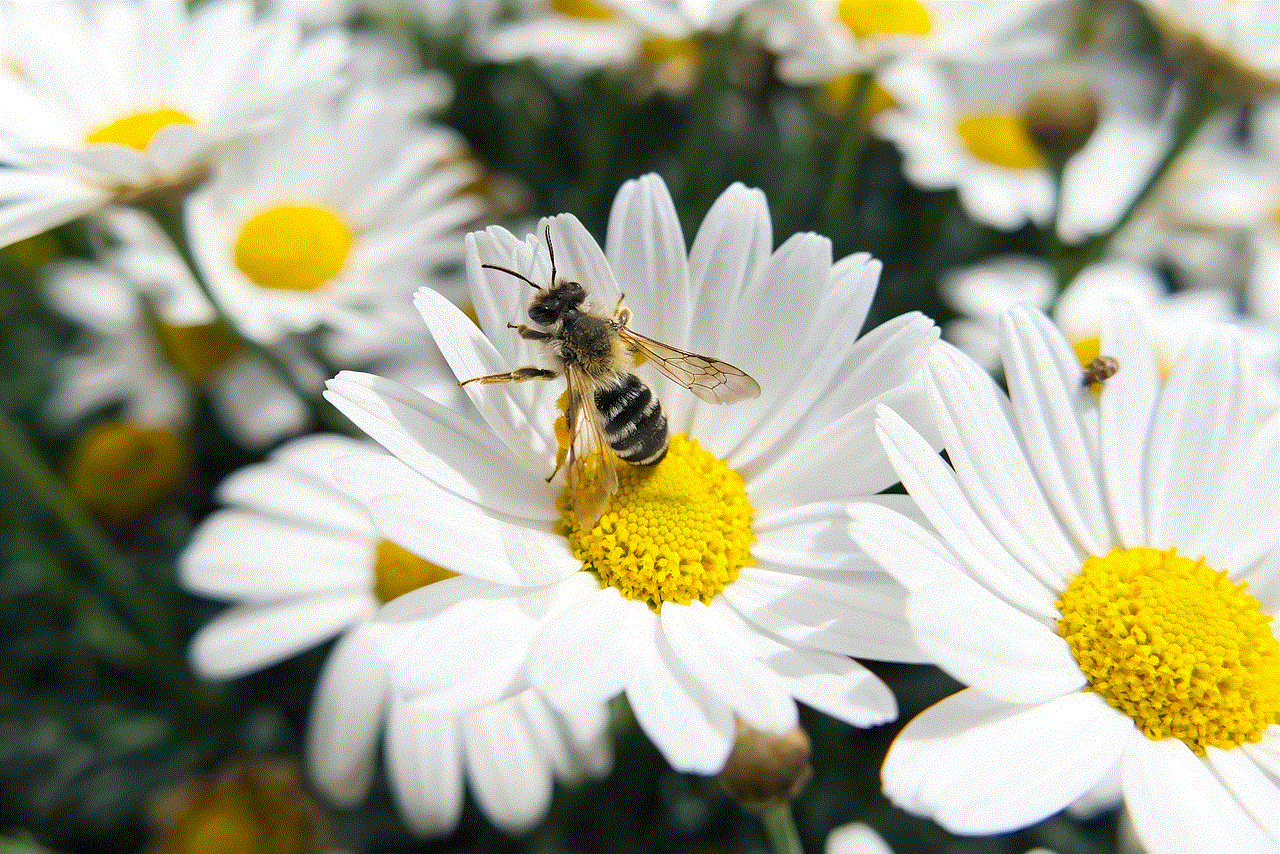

{"left": 761, "top": 0, "right": 1055, "bottom": 84}
{"left": 323, "top": 174, "right": 939, "bottom": 774}
{"left": 1136, "top": 0, "right": 1280, "bottom": 95}
{"left": 849, "top": 303, "right": 1280, "bottom": 854}
{"left": 0, "top": 0, "right": 349, "bottom": 247}
{"left": 180, "top": 433, "right": 612, "bottom": 837}
{"left": 184, "top": 79, "right": 482, "bottom": 345}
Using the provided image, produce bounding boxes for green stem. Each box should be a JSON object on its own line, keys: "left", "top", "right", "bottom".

{"left": 0, "top": 410, "right": 181, "bottom": 681}
{"left": 760, "top": 804, "right": 804, "bottom": 854}
{"left": 680, "top": 22, "right": 739, "bottom": 223}
{"left": 578, "top": 72, "right": 628, "bottom": 231}
{"left": 152, "top": 215, "right": 354, "bottom": 436}
{"left": 822, "top": 70, "right": 874, "bottom": 249}
{"left": 1056, "top": 76, "right": 1223, "bottom": 290}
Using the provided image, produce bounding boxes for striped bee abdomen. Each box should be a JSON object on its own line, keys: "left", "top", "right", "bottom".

{"left": 595, "top": 373, "right": 668, "bottom": 466}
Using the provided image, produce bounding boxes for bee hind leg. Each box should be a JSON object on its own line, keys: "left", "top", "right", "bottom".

{"left": 507, "top": 323, "right": 555, "bottom": 341}
{"left": 459, "top": 366, "right": 558, "bottom": 387}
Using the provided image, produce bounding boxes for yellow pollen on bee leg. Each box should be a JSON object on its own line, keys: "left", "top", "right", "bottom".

{"left": 233, "top": 205, "right": 353, "bottom": 292}
{"left": 85, "top": 107, "right": 198, "bottom": 151}
{"left": 372, "top": 539, "right": 458, "bottom": 605}
{"left": 559, "top": 434, "right": 755, "bottom": 611}
{"left": 837, "top": 0, "right": 932, "bottom": 39}
{"left": 955, "top": 113, "right": 1044, "bottom": 170}
{"left": 1057, "top": 547, "right": 1280, "bottom": 755}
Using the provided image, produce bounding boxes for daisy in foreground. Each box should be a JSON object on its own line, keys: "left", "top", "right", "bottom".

{"left": 180, "top": 434, "right": 611, "bottom": 836}
{"left": 849, "top": 303, "right": 1280, "bottom": 853}
{"left": 324, "top": 174, "right": 938, "bottom": 773}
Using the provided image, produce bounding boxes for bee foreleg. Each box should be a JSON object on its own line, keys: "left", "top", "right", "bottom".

{"left": 507, "top": 322, "right": 555, "bottom": 341}
{"left": 459, "top": 366, "right": 559, "bottom": 386}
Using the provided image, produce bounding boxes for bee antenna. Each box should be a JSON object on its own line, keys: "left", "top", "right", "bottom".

{"left": 544, "top": 223, "right": 557, "bottom": 284}
{"left": 480, "top": 263, "right": 542, "bottom": 291}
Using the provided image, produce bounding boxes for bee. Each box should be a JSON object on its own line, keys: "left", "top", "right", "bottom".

{"left": 460, "top": 225, "right": 761, "bottom": 523}
{"left": 1082, "top": 355, "right": 1119, "bottom": 388}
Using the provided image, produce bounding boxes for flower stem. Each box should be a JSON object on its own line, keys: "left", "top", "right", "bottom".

{"left": 822, "top": 70, "right": 874, "bottom": 250}
{"left": 1055, "top": 76, "right": 1223, "bottom": 289}
{"left": 681, "top": 22, "right": 740, "bottom": 224}
{"left": 760, "top": 804, "right": 805, "bottom": 854}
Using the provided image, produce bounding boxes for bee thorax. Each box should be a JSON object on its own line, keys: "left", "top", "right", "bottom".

{"left": 595, "top": 374, "right": 668, "bottom": 466}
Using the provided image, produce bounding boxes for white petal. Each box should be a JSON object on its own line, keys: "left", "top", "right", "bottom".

{"left": 1122, "top": 736, "right": 1275, "bottom": 854}
{"left": 625, "top": 621, "right": 735, "bottom": 775}
{"left": 882, "top": 689, "right": 1128, "bottom": 835}
{"left": 461, "top": 696, "right": 554, "bottom": 834}
{"left": 527, "top": 585, "right": 651, "bottom": 711}
{"left": 847, "top": 501, "right": 964, "bottom": 590}
{"left": 660, "top": 600, "right": 798, "bottom": 734}
{"left": 825, "top": 823, "right": 892, "bottom": 854}
{"left": 686, "top": 183, "right": 771, "bottom": 360}
{"left": 306, "top": 626, "right": 388, "bottom": 806}
{"left": 188, "top": 593, "right": 374, "bottom": 679}
{"left": 1098, "top": 300, "right": 1160, "bottom": 547}
{"left": 907, "top": 577, "right": 1086, "bottom": 704}
{"left": 999, "top": 305, "right": 1111, "bottom": 558}
{"left": 1205, "top": 746, "right": 1280, "bottom": 846}
{"left": 385, "top": 698, "right": 464, "bottom": 838}
{"left": 758, "top": 644, "right": 897, "bottom": 728}
{"left": 215, "top": 456, "right": 369, "bottom": 538}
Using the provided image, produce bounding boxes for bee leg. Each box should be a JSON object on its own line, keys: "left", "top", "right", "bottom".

{"left": 459, "top": 366, "right": 559, "bottom": 387}
{"left": 507, "top": 323, "right": 555, "bottom": 341}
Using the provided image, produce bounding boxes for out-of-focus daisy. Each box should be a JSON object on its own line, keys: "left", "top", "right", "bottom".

{"left": 850, "top": 303, "right": 1280, "bottom": 854}
{"left": 43, "top": 250, "right": 315, "bottom": 450}
{"left": 761, "top": 0, "right": 1054, "bottom": 84}
{"left": 185, "top": 80, "right": 482, "bottom": 345}
{"left": 1136, "top": 0, "right": 1280, "bottom": 97}
{"left": 144, "top": 759, "right": 333, "bottom": 854}
{"left": 180, "top": 434, "right": 612, "bottom": 837}
{"left": 824, "top": 821, "right": 1062, "bottom": 854}
{"left": 0, "top": 0, "right": 348, "bottom": 247}
{"left": 324, "top": 174, "right": 938, "bottom": 774}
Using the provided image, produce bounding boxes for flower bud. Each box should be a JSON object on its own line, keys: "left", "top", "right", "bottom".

{"left": 1022, "top": 69, "right": 1102, "bottom": 165}
{"left": 716, "top": 718, "right": 812, "bottom": 815}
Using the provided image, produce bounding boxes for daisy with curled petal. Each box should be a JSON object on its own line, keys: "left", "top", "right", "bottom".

{"left": 0, "top": 0, "right": 348, "bottom": 248}
{"left": 324, "top": 173, "right": 940, "bottom": 774}
{"left": 849, "top": 302, "right": 1280, "bottom": 854}
{"left": 185, "top": 80, "right": 483, "bottom": 345}
{"left": 180, "top": 434, "right": 611, "bottom": 837}
{"left": 760, "top": 0, "right": 1055, "bottom": 84}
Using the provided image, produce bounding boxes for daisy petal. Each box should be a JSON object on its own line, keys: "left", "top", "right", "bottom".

{"left": 386, "top": 699, "right": 464, "bottom": 838}
{"left": 906, "top": 577, "right": 1086, "bottom": 704}
{"left": 306, "top": 626, "right": 388, "bottom": 807}
{"left": 1122, "top": 736, "right": 1274, "bottom": 854}
{"left": 847, "top": 501, "right": 963, "bottom": 590}
{"left": 461, "top": 696, "right": 554, "bottom": 835}
{"left": 214, "top": 458, "right": 367, "bottom": 537}
{"left": 188, "top": 593, "right": 374, "bottom": 679}
{"left": 883, "top": 689, "right": 1128, "bottom": 835}
{"left": 759, "top": 645, "right": 897, "bottom": 728}
{"left": 1204, "top": 746, "right": 1280, "bottom": 846}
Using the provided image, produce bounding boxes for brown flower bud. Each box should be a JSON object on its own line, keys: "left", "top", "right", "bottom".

{"left": 1022, "top": 69, "right": 1102, "bottom": 165}
{"left": 716, "top": 718, "right": 812, "bottom": 815}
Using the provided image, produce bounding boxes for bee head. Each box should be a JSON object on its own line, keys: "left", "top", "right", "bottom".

{"left": 529, "top": 280, "right": 586, "bottom": 326}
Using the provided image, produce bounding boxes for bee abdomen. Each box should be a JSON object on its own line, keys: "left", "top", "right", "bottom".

{"left": 595, "top": 374, "right": 668, "bottom": 466}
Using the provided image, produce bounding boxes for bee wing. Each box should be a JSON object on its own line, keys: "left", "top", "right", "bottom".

{"left": 617, "top": 326, "right": 761, "bottom": 404}
{"left": 563, "top": 362, "right": 619, "bottom": 525}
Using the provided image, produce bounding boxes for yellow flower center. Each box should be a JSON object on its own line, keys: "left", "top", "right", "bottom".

{"left": 372, "top": 539, "right": 458, "bottom": 604}
{"left": 955, "top": 113, "right": 1044, "bottom": 170}
{"left": 1057, "top": 547, "right": 1280, "bottom": 756}
{"left": 84, "top": 107, "right": 199, "bottom": 151}
{"left": 837, "top": 0, "right": 932, "bottom": 39}
{"left": 160, "top": 776, "right": 309, "bottom": 854}
{"left": 818, "top": 75, "right": 896, "bottom": 120}
{"left": 549, "top": 0, "right": 616, "bottom": 20}
{"left": 65, "top": 421, "right": 188, "bottom": 524}
{"left": 154, "top": 321, "right": 239, "bottom": 381}
{"left": 560, "top": 434, "right": 755, "bottom": 611}
{"left": 233, "top": 205, "right": 353, "bottom": 292}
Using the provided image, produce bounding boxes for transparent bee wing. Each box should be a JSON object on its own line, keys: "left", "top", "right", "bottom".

{"left": 563, "top": 362, "right": 619, "bottom": 525}
{"left": 617, "top": 326, "right": 761, "bottom": 404}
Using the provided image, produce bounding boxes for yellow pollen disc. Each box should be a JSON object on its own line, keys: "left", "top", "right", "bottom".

{"left": 162, "top": 777, "right": 308, "bottom": 854}
{"left": 65, "top": 421, "right": 188, "bottom": 524}
{"left": 819, "top": 75, "right": 896, "bottom": 120}
{"left": 549, "top": 0, "right": 616, "bottom": 20}
{"left": 85, "top": 107, "right": 198, "bottom": 152}
{"left": 955, "top": 113, "right": 1044, "bottom": 170}
{"left": 154, "top": 321, "right": 239, "bottom": 380}
{"left": 372, "top": 539, "right": 458, "bottom": 605}
{"left": 1057, "top": 547, "right": 1280, "bottom": 756}
{"left": 560, "top": 434, "right": 755, "bottom": 611}
{"left": 837, "top": 0, "right": 932, "bottom": 39}
{"left": 233, "top": 205, "right": 353, "bottom": 292}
